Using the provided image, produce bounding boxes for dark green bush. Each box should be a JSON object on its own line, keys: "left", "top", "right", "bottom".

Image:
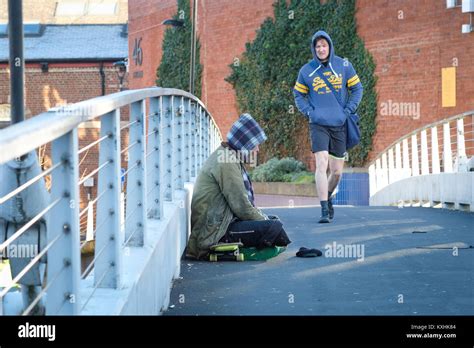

{"left": 250, "top": 157, "right": 311, "bottom": 182}
{"left": 156, "top": 0, "right": 203, "bottom": 99}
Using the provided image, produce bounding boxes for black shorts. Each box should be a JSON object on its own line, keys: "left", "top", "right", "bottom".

{"left": 309, "top": 123, "right": 347, "bottom": 158}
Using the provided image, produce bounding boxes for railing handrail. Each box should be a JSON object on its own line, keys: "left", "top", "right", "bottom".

{"left": 369, "top": 109, "right": 474, "bottom": 166}
{"left": 0, "top": 87, "right": 221, "bottom": 164}
{"left": 0, "top": 87, "right": 222, "bottom": 315}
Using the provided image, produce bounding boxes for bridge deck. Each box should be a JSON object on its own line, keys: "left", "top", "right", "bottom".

{"left": 165, "top": 204, "right": 473, "bottom": 315}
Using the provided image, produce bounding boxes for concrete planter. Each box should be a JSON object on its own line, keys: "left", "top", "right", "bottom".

{"left": 252, "top": 168, "right": 368, "bottom": 200}
{"left": 253, "top": 182, "right": 317, "bottom": 197}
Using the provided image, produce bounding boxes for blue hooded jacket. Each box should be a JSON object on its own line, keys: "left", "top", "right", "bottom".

{"left": 293, "top": 30, "right": 363, "bottom": 126}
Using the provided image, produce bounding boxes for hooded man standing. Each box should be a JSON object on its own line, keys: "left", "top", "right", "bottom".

{"left": 293, "top": 30, "right": 363, "bottom": 223}
{"left": 186, "top": 113, "right": 291, "bottom": 260}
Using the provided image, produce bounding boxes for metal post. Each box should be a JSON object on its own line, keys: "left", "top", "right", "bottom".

{"left": 96, "top": 110, "right": 122, "bottom": 288}
{"left": 456, "top": 118, "right": 466, "bottom": 158}
{"left": 213, "top": 123, "right": 217, "bottom": 151}
{"left": 395, "top": 143, "right": 402, "bottom": 179}
{"left": 381, "top": 153, "right": 388, "bottom": 189}
{"left": 443, "top": 122, "right": 453, "bottom": 173}
{"left": 411, "top": 134, "right": 419, "bottom": 176}
{"left": 162, "top": 96, "right": 173, "bottom": 201}
{"left": 421, "top": 130, "right": 429, "bottom": 175}
{"left": 147, "top": 97, "right": 164, "bottom": 219}
{"left": 431, "top": 126, "right": 440, "bottom": 174}
{"left": 368, "top": 164, "right": 376, "bottom": 197}
{"left": 190, "top": 101, "right": 197, "bottom": 178}
{"left": 184, "top": 99, "right": 191, "bottom": 182}
{"left": 402, "top": 139, "right": 410, "bottom": 179}
{"left": 388, "top": 148, "right": 395, "bottom": 184}
{"left": 375, "top": 158, "right": 382, "bottom": 193}
{"left": 203, "top": 114, "right": 209, "bottom": 158}
{"left": 48, "top": 129, "right": 80, "bottom": 315}
{"left": 198, "top": 106, "right": 204, "bottom": 169}
{"left": 172, "top": 97, "right": 184, "bottom": 190}
{"left": 454, "top": 118, "right": 467, "bottom": 172}
{"left": 125, "top": 100, "right": 147, "bottom": 246}
{"left": 210, "top": 122, "right": 215, "bottom": 153}
{"left": 8, "top": 0, "right": 25, "bottom": 125}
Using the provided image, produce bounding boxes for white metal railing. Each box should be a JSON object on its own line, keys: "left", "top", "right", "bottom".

{"left": 369, "top": 111, "right": 474, "bottom": 197}
{"left": 0, "top": 87, "right": 222, "bottom": 315}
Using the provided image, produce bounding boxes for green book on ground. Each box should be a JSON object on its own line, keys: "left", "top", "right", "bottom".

{"left": 240, "top": 246, "right": 286, "bottom": 261}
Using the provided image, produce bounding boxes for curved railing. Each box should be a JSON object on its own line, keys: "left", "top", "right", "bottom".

{"left": 0, "top": 87, "right": 222, "bottom": 315}
{"left": 368, "top": 110, "right": 473, "bottom": 205}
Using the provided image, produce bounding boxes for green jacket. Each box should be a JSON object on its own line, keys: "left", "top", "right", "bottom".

{"left": 187, "top": 145, "right": 266, "bottom": 259}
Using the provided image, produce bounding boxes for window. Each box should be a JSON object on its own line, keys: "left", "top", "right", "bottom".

{"left": 55, "top": 0, "right": 86, "bottom": 16}
{"left": 0, "top": 104, "right": 11, "bottom": 129}
{"left": 87, "top": 1, "right": 117, "bottom": 15}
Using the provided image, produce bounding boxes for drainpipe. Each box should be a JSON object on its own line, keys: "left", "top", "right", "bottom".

{"left": 99, "top": 63, "right": 106, "bottom": 96}
{"left": 8, "top": 0, "right": 24, "bottom": 125}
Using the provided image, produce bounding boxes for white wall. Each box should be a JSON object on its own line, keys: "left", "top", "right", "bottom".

{"left": 79, "top": 184, "right": 193, "bottom": 315}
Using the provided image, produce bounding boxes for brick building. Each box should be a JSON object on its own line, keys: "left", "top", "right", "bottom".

{"left": 0, "top": 0, "right": 129, "bottom": 221}
{"left": 128, "top": 0, "right": 474, "bottom": 167}
{"left": 0, "top": 0, "right": 129, "bottom": 124}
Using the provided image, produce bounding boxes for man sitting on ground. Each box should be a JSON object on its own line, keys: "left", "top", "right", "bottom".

{"left": 186, "top": 113, "right": 291, "bottom": 260}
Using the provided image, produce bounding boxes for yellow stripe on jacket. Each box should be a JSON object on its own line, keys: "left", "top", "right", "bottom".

{"left": 294, "top": 85, "right": 308, "bottom": 94}
{"left": 347, "top": 75, "right": 360, "bottom": 88}
{"left": 296, "top": 82, "right": 309, "bottom": 90}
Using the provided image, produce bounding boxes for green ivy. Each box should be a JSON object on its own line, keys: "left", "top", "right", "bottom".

{"left": 156, "top": 0, "right": 203, "bottom": 99}
{"left": 226, "top": 0, "right": 377, "bottom": 166}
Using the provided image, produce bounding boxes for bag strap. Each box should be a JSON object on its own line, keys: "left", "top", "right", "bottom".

{"left": 315, "top": 66, "right": 345, "bottom": 109}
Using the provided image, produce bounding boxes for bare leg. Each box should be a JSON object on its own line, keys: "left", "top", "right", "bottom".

{"left": 328, "top": 156, "right": 345, "bottom": 194}
{"left": 315, "top": 151, "right": 329, "bottom": 201}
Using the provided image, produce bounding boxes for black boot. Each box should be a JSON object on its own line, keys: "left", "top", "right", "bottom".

{"left": 318, "top": 201, "right": 330, "bottom": 223}
{"left": 328, "top": 195, "right": 334, "bottom": 220}
{"left": 274, "top": 231, "right": 291, "bottom": 246}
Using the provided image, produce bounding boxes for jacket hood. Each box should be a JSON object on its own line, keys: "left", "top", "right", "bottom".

{"left": 226, "top": 113, "right": 267, "bottom": 153}
{"left": 310, "top": 30, "right": 334, "bottom": 66}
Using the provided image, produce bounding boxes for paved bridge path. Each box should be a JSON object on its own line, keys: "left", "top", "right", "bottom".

{"left": 165, "top": 205, "right": 473, "bottom": 315}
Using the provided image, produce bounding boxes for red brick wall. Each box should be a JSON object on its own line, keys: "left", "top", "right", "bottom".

{"left": 356, "top": 0, "right": 474, "bottom": 162}
{"left": 129, "top": 0, "right": 474, "bottom": 166}
{"left": 0, "top": 62, "right": 126, "bottom": 116}
{"left": 128, "top": 0, "right": 275, "bottom": 137}
{"left": 128, "top": 0, "right": 176, "bottom": 89}
{"left": 197, "top": 0, "right": 276, "bottom": 135}
{"left": 0, "top": 62, "right": 129, "bottom": 218}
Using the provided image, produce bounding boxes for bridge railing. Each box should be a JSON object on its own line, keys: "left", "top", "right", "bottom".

{"left": 0, "top": 88, "right": 222, "bottom": 315}
{"left": 368, "top": 110, "right": 473, "bottom": 202}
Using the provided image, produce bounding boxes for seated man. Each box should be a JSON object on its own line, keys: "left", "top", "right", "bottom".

{"left": 186, "top": 113, "right": 291, "bottom": 260}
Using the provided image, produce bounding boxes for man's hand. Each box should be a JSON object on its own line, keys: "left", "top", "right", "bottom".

{"left": 267, "top": 214, "right": 280, "bottom": 220}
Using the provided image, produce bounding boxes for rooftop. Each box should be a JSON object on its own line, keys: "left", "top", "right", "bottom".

{"left": 0, "top": 24, "right": 128, "bottom": 62}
